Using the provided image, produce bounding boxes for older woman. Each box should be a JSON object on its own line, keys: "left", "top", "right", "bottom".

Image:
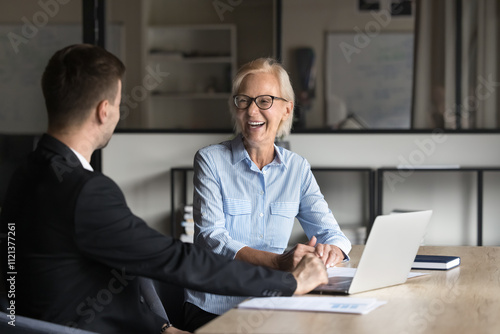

{"left": 183, "top": 58, "right": 351, "bottom": 331}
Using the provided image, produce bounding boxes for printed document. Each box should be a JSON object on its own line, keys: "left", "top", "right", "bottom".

{"left": 238, "top": 296, "right": 386, "bottom": 315}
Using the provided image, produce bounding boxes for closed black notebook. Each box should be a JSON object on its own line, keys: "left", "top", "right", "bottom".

{"left": 412, "top": 255, "right": 461, "bottom": 270}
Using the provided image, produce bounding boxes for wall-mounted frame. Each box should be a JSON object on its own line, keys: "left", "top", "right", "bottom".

{"left": 324, "top": 32, "right": 414, "bottom": 130}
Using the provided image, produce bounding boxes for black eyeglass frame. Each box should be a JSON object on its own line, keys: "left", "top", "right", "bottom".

{"left": 233, "top": 94, "right": 288, "bottom": 110}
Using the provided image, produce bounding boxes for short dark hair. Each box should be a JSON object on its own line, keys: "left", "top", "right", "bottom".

{"left": 41, "top": 44, "right": 126, "bottom": 129}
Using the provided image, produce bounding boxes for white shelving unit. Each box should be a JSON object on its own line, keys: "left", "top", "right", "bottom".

{"left": 146, "top": 24, "right": 236, "bottom": 130}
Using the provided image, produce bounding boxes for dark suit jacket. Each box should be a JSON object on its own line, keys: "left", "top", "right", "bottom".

{"left": 0, "top": 134, "right": 296, "bottom": 333}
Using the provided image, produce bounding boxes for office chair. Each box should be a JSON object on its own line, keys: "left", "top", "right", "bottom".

{"left": 0, "top": 311, "right": 100, "bottom": 334}
{"left": 0, "top": 275, "right": 170, "bottom": 333}
{"left": 0, "top": 261, "right": 98, "bottom": 333}
{"left": 153, "top": 279, "right": 185, "bottom": 328}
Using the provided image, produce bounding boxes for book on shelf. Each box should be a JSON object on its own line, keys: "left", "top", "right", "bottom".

{"left": 180, "top": 234, "right": 194, "bottom": 243}
{"left": 181, "top": 221, "right": 194, "bottom": 235}
{"left": 412, "top": 255, "right": 461, "bottom": 270}
{"left": 180, "top": 204, "right": 194, "bottom": 243}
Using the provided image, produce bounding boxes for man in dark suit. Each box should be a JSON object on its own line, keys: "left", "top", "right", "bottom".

{"left": 0, "top": 44, "right": 327, "bottom": 333}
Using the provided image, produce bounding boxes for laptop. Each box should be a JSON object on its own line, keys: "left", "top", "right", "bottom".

{"left": 312, "top": 210, "right": 432, "bottom": 295}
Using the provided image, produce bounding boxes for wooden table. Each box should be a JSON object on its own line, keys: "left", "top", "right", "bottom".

{"left": 196, "top": 245, "right": 500, "bottom": 334}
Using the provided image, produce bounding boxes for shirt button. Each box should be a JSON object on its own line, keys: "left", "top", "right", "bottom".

{"left": 259, "top": 213, "right": 263, "bottom": 217}
{"left": 263, "top": 170, "right": 267, "bottom": 175}
{"left": 259, "top": 234, "right": 263, "bottom": 239}
{"left": 260, "top": 191, "right": 264, "bottom": 195}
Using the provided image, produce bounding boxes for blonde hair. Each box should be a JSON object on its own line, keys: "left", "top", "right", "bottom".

{"left": 229, "top": 58, "right": 295, "bottom": 138}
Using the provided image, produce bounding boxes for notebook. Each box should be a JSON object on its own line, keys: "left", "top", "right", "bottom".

{"left": 412, "top": 255, "right": 460, "bottom": 270}
{"left": 312, "top": 210, "right": 433, "bottom": 295}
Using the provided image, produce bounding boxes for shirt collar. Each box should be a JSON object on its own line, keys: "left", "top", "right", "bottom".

{"left": 231, "top": 134, "right": 247, "bottom": 165}
{"left": 230, "top": 134, "right": 288, "bottom": 169}
{"left": 70, "top": 148, "right": 94, "bottom": 172}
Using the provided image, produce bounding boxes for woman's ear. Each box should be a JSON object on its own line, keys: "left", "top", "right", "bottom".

{"left": 282, "top": 101, "right": 293, "bottom": 121}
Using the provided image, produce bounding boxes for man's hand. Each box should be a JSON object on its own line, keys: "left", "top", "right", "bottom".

{"left": 291, "top": 253, "right": 328, "bottom": 295}
{"left": 275, "top": 236, "right": 318, "bottom": 271}
{"left": 163, "top": 325, "right": 192, "bottom": 334}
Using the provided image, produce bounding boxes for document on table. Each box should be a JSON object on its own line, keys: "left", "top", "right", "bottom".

{"left": 238, "top": 296, "right": 386, "bottom": 315}
{"left": 327, "top": 267, "right": 428, "bottom": 279}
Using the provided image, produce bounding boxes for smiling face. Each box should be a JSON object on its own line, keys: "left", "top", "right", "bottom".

{"left": 235, "top": 72, "right": 292, "bottom": 149}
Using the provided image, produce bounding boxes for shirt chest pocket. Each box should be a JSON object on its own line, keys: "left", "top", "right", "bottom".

{"left": 223, "top": 198, "right": 252, "bottom": 235}
{"left": 269, "top": 202, "right": 299, "bottom": 249}
{"left": 270, "top": 202, "right": 299, "bottom": 218}
{"left": 223, "top": 198, "right": 252, "bottom": 216}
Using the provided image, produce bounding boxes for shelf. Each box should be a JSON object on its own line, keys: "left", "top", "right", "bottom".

{"left": 145, "top": 23, "right": 236, "bottom": 130}
{"left": 147, "top": 25, "right": 235, "bottom": 60}
{"left": 148, "top": 54, "right": 233, "bottom": 64}
{"left": 376, "top": 166, "right": 500, "bottom": 246}
{"left": 148, "top": 24, "right": 237, "bottom": 31}
{"left": 151, "top": 92, "right": 231, "bottom": 99}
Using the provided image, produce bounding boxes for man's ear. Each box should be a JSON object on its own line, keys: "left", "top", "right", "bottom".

{"left": 96, "top": 99, "right": 109, "bottom": 124}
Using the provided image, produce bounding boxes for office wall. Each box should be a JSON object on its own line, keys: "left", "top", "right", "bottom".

{"left": 281, "top": 0, "right": 414, "bottom": 128}
{"left": 0, "top": 0, "right": 82, "bottom": 134}
{"left": 0, "top": 0, "right": 147, "bottom": 133}
{"left": 103, "top": 133, "right": 500, "bottom": 246}
{"left": 0, "top": 0, "right": 81, "bottom": 22}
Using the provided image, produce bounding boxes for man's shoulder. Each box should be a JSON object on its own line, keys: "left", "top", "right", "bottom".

{"left": 34, "top": 148, "right": 94, "bottom": 185}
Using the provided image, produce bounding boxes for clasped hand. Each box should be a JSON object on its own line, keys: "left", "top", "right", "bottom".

{"left": 276, "top": 236, "right": 344, "bottom": 271}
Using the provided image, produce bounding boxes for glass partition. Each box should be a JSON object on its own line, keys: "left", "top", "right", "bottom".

{"left": 0, "top": 0, "right": 83, "bottom": 135}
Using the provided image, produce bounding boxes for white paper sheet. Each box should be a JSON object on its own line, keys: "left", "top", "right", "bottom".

{"left": 238, "top": 296, "right": 387, "bottom": 315}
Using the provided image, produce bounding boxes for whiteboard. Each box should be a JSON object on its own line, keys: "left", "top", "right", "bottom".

{"left": 0, "top": 24, "right": 123, "bottom": 134}
{"left": 325, "top": 32, "right": 414, "bottom": 129}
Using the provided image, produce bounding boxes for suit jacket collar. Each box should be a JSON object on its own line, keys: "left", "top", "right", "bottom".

{"left": 37, "top": 134, "right": 84, "bottom": 169}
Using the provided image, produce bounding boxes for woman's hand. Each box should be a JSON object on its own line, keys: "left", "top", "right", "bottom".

{"left": 276, "top": 236, "right": 345, "bottom": 271}
{"left": 313, "top": 243, "right": 345, "bottom": 268}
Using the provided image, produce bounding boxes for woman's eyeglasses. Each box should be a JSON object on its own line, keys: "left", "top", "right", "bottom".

{"left": 233, "top": 95, "right": 288, "bottom": 110}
